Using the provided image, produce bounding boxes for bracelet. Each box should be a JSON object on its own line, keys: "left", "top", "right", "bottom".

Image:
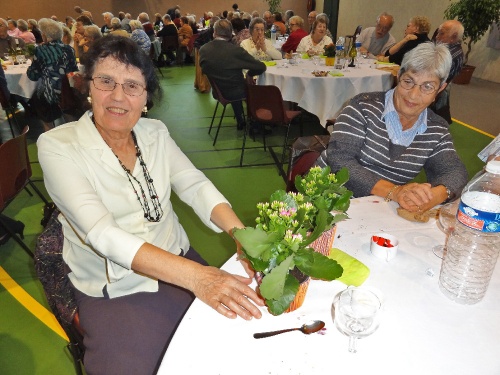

{"left": 385, "top": 185, "right": 400, "bottom": 202}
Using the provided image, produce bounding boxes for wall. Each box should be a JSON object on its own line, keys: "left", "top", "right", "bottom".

{"left": 2, "top": 0, "right": 498, "bottom": 82}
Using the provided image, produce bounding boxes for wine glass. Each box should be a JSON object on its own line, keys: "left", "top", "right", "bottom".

{"left": 332, "top": 287, "right": 383, "bottom": 353}
{"left": 16, "top": 54, "right": 26, "bottom": 66}
{"left": 312, "top": 55, "right": 320, "bottom": 67}
{"left": 431, "top": 200, "right": 459, "bottom": 259}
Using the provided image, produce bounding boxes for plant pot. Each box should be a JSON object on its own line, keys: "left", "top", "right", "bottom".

{"left": 325, "top": 57, "right": 335, "bottom": 66}
{"left": 285, "top": 268, "right": 310, "bottom": 313}
{"left": 452, "top": 65, "right": 475, "bottom": 85}
{"left": 310, "top": 226, "right": 337, "bottom": 256}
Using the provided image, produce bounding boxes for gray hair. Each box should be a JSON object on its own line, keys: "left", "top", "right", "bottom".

{"left": 163, "top": 14, "right": 172, "bottom": 22}
{"left": 28, "top": 19, "right": 38, "bottom": 28}
{"left": 214, "top": 19, "right": 233, "bottom": 40}
{"left": 102, "top": 12, "right": 114, "bottom": 20}
{"left": 39, "top": 18, "right": 63, "bottom": 41}
{"left": 17, "top": 19, "right": 29, "bottom": 32}
{"left": 110, "top": 17, "right": 122, "bottom": 30}
{"left": 138, "top": 12, "right": 149, "bottom": 23}
{"left": 377, "top": 12, "right": 394, "bottom": 26}
{"left": 289, "top": 16, "right": 304, "bottom": 28}
{"left": 249, "top": 17, "right": 265, "bottom": 33}
{"left": 316, "top": 13, "right": 329, "bottom": 25}
{"left": 399, "top": 42, "right": 451, "bottom": 85}
{"left": 84, "top": 25, "right": 102, "bottom": 40}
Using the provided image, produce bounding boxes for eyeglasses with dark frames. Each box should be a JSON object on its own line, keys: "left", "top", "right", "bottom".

{"left": 398, "top": 77, "right": 439, "bottom": 95}
{"left": 90, "top": 76, "right": 146, "bottom": 96}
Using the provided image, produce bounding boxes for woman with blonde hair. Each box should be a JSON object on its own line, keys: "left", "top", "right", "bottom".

{"left": 296, "top": 18, "right": 333, "bottom": 56}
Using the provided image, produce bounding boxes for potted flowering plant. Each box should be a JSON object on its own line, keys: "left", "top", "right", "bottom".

{"left": 233, "top": 166, "right": 352, "bottom": 315}
{"left": 323, "top": 43, "right": 336, "bottom": 66}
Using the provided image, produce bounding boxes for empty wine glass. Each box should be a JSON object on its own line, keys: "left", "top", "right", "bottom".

{"left": 16, "top": 54, "right": 26, "bottom": 66}
{"left": 332, "top": 287, "right": 383, "bottom": 353}
{"left": 432, "top": 200, "right": 459, "bottom": 259}
{"left": 312, "top": 55, "right": 320, "bottom": 66}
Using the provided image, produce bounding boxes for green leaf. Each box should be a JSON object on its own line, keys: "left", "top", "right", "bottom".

{"left": 335, "top": 167, "right": 350, "bottom": 185}
{"left": 260, "top": 255, "right": 294, "bottom": 300}
{"left": 265, "top": 274, "right": 300, "bottom": 315}
{"left": 294, "top": 248, "right": 344, "bottom": 280}
{"left": 232, "top": 227, "right": 279, "bottom": 259}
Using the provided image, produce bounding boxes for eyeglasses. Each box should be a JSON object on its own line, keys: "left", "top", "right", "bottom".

{"left": 289, "top": 23, "right": 298, "bottom": 27}
{"left": 91, "top": 76, "right": 146, "bottom": 97}
{"left": 399, "top": 77, "right": 439, "bottom": 95}
{"left": 253, "top": 27, "right": 265, "bottom": 32}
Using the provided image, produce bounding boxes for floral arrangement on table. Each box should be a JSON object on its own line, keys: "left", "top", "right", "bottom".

{"left": 233, "top": 166, "right": 353, "bottom": 315}
{"left": 324, "top": 43, "right": 336, "bottom": 57}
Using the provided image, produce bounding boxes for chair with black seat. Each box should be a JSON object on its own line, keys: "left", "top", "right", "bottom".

{"left": 0, "top": 126, "right": 51, "bottom": 257}
{"left": 34, "top": 207, "right": 85, "bottom": 375}
{"left": 0, "top": 84, "right": 19, "bottom": 138}
{"left": 161, "top": 35, "right": 181, "bottom": 65}
{"left": 246, "top": 83, "right": 302, "bottom": 179}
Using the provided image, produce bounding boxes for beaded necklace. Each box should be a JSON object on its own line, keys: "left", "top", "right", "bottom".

{"left": 93, "top": 116, "right": 163, "bottom": 222}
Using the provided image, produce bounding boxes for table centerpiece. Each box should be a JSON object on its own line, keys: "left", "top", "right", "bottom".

{"left": 323, "top": 43, "right": 336, "bottom": 66}
{"left": 233, "top": 166, "right": 352, "bottom": 315}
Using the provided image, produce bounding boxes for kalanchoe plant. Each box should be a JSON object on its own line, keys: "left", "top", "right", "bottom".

{"left": 324, "top": 43, "right": 336, "bottom": 57}
{"left": 233, "top": 166, "right": 352, "bottom": 315}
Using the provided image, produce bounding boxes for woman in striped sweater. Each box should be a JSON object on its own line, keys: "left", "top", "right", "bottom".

{"left": 317, "top": 42, "right": 467, "bottom": 213}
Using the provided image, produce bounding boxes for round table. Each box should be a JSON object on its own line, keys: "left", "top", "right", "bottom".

{"left": 258, "top": 58, "right": 394, "bottom": 127}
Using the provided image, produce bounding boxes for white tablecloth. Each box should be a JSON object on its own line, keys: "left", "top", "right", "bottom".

{"left": 4, "top": 65, "right": 37, "bottom": 99}
{"left": 258, "top": 59, "right": 393, "bottom": 127}
{"left": 158, "top": 196, "right": 500, "bottom": 375}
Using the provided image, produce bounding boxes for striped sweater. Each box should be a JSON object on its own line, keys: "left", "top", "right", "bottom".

{"left": 317, "top": 91, "right": 468, "bottom": 198}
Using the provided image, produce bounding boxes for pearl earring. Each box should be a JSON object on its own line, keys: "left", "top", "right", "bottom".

{"left": 87, "top": 96, "right": 92, "bottom": 104}
{"left": 142, "top": 106, "right": 148, "bottom": 114}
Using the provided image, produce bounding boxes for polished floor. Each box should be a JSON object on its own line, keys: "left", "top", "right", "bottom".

{"left": 0, "top": 65, "right": 496, "bottom": 374}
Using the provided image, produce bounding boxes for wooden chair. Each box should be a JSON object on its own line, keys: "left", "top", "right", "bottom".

{"left": 246, "top": 83, "right": 302, "bottom": 179}
{"left": 34, "top": 208, "right": 85, "bottom": 375}
{"left": 0, "top": 126, "right": 50, "bottom": 256}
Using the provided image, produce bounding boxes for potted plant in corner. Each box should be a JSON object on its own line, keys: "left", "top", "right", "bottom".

{"left": 444, "top": 0, "right": 500, "bottom": 84}
{"left": 233, "top": 166, "right": 352, "bottom": 315}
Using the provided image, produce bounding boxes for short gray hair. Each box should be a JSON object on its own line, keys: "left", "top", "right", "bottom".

{"left": 110, "top": 17, "right": 122, "bottom": 30}
{"left": 399, "top": 42, "right": 451, "bottom": 85}
{"left": 129, "top": 20, "right": 143, "bottom": 30}
{"left": 249, "top": 17, "right": 265, "bottom": 33}
{"left": 39, "top": 18, "right": 63, "bottom": 41}
{"left": 17, "top": 19, "right": 29, "bottom": 32}
{"left": 84, "top": 25, "right": 102, "bottom": 40}
{"left": 214, "top": 19, "right": 233, "bottom": 40}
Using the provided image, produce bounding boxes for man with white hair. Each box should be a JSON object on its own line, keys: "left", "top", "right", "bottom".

{"left": 138, "top": 12, "right": 155, "bottom": 41}
{"left": 357, "top": 12, "right": 396, "bottom": 57}
{"left": 263, "top": 11, "right": 274, "bottom": 30}
{"left": 101, "top": 12, "right": 113, "bottom": 34}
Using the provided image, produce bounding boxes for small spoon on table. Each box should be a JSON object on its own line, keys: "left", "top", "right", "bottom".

{"left": 253, "top": 320, "right": 325, "bottom": 339}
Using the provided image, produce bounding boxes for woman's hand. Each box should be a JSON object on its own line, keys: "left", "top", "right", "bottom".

{"left": 192, "top": 266, "right": 264, "bottom": 320}
{"left": 255, "top": 35, "right": 266, "bottom": 51}
{"left": 393, "top": 182, "right": 433, "bottom": 212}
{"left": 404, "top": 34, "right": 418, "bottom": 43}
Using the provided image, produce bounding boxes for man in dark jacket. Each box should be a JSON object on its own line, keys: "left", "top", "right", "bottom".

{"left": 199, "top": 19, "right": 266, "bottom": 130}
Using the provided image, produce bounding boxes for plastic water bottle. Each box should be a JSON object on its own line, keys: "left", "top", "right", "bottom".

{"left": 439, "top": 160, "right": 500, "bottom": 304}
{"left": 271, "top": 24, "right": 277, "bottom": 44}
{"left": 355, "top": 41, "right": 362, "bottom": 67}
{"left": 334, "top": 37, "right": 345, "bottom": 70}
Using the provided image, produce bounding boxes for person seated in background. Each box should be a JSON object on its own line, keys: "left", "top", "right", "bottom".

{"left": 138, "top": 12, "right": 155, "bottom": 41}
{"left": 27, "top": 18, "right": 78, "bottom": 131}
{"left": 62, "top": 26, "right": 73, "bottom": 46}
{"left": 109, "top": 17, "right": 129, "bottom": 37}
{"left": 284, "top": 9, "right": 294, "bottom": 33}
{"left": 17, "top": 19, "right": 36, "bottom": 44}
{"left": 101, "top": 12, "right": 113, "bottom": 35}
{"left": 430, "top": 19, "right": 465, "bottom": 124}
{"left": 200, "top": 19, "right": 266, "bottom": 131}
{"left": 119, "top": 11, "right": 132, "bottom": 33}
{"left": 231, "top": 17, "right": 250, "bottom": 46}
{"left": 177, "top": 16, "right": 193, "bottom": 63}
{"left": 130, "top": 20, "right": 151, "bottom": 55}
{"left": 242, "top": 12, "right": 252, "bottom": 28}
{"left": 296, "top": 18, "right": 333, "bottom": 56}
{"left": 281, "top": 15, "right": 307, "bottom": 54}
{"left": 263, "top": 11, "right": 274, "bottom": 31}
{"left": 154, "top": 13, "right": 162, "bottom": 28}
{"left": 316, "top": 42, "right": 468, "bottom": 212}
{"left": 240, "top": 17, "right": 282, "bottom": 61}
{"left": 37, "top": 35, "right": 264, "bottom": 375}
{"left": 187, "top": 15, "right": 199, "bottom": 34}
{"left": 380, "top": 16, "right": 431, "bottom": 65}
{"left": 7, "top": 19, "right": 21, "bottom": 38}
{"left": 357, "top": 12, "right": 396, "bottom": 58}
{"left": 79, "top": 25, "right": 103, "bottom": 56}
{"left": 28, "top": 19, "right": 43, "bottom": 44}
{"left": 73, "top": 15, "right": 93, "bottom": 58}
{"left": 0, "top": 18, "right": 25, "bottom": 55}
{"left": 173, "top": 9, "right": 182, "bottom": 28}
{"left": 157, "top": 14, "right": 178, "bottom": 64}
{"left": 307, "top": 11, "right": 317, "bottom": 32}
{"left": 273, "top": 12, "right": 286, "bottom": 35}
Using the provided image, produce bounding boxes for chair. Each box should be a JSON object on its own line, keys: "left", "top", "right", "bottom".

{"left": 0, "top": 126, "right": 50, "bottom": 257}
{"left": 206, "top": 76, "right": 246, "bottom": 146}
{"left": 285, "top": 135, "right": 330, "bottom": 192}
{"left": 149, "top": 39, "right": 164, "bottom": 77}
{"left": 0, "top": 86, "right": 19, "bottom": 138}
{"left": 161, "top": 35, "right": 181, "bottom": 65}
{"left": 34, "top": 208, "right": 85, "bottom": 375}
{"left": 246, "top": 83, "right": 302, "bottom": 179}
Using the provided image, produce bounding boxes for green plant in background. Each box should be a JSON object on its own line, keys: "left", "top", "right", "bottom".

{"left": 264, "top": 0, "right": 282, "bottom": 14}
{"left": 25, "top": 43, "right": 36, "bottom": 57}
{"left": 233, "top": 166, "right": 352, "bottom": 315}
{"left": 444, "top": 0, "right": 500, "bottom": 65}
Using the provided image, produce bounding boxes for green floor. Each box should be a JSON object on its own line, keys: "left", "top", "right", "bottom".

{"left": 0, "top": 65, "right": 493, "bottom": 375}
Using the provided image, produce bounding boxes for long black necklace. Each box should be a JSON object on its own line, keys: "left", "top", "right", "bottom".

{"left": 93, "top": 116, "right": 163, "bottom": 222}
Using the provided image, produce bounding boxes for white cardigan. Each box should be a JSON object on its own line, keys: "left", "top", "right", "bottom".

{"left": 37, "top": 112, "right": 229, "bottom": 298}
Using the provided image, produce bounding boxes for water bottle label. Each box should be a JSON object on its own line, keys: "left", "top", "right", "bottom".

{"left": 457, "top": 200, "right": 500, "bottom": 232}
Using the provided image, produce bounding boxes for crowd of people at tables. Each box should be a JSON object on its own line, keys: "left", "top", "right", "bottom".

{"left": 0, "top": 4, "right": 484, "bottom": 374}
